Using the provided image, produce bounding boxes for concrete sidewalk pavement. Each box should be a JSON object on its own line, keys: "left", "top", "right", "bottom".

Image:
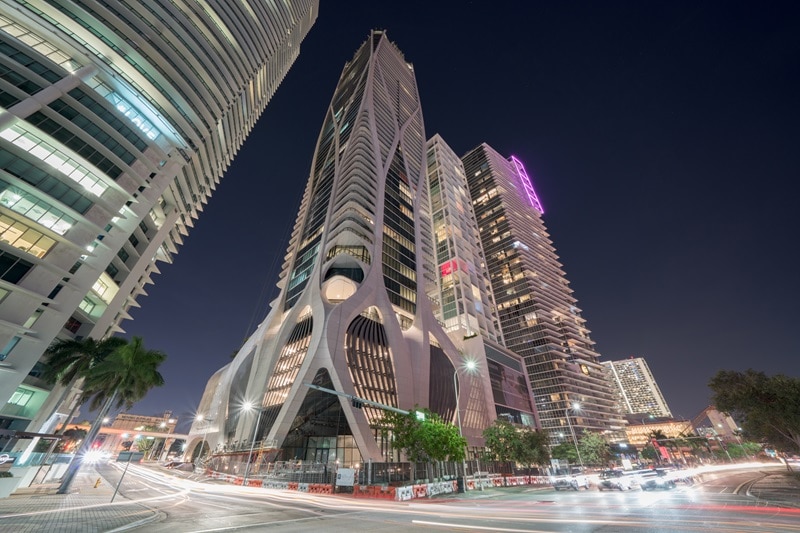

{"left": 0, "top": 466, "right": 161, "bottom": 533}
{"left": 747, "top": 470, "right": 800, "bottom": 508}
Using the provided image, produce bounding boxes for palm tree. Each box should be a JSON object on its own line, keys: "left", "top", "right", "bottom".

{"left": 57, "top": 336, "right": 166, "bottom": 494}
{"left": 41, "top": 337, "right": 128, "bottom": 433}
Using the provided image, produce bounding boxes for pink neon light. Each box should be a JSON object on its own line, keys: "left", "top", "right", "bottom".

{"left": 510, "top": 156, "right": 544, "bottom": 214}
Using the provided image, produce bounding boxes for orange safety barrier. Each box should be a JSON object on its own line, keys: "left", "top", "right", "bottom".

{"left": 287, "top": 482, "right": 299, "bottom": 491}
{"left": 466, "top": 479, "right": 475, "bottom": 490}
{"left": 246, "top": 479, "right": 263, "bottom": 488}
{"left": 413, "top": 484, "right": 428, "bottom": 499}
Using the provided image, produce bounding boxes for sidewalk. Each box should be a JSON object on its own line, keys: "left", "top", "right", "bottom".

{"left": 0, "top": 466, "right": 161, "bottom": 533}
{"left": 747, "top": 471, "right": 800, "bottom": 508}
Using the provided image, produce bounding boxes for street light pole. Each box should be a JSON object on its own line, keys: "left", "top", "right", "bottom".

{"left": 195, "top": 415, "right": 213, "bottom": 466}
{"left": 565, "top": 402, "right": 584, "bottom": 468}
{"left": 453, "top": 371, "right": 468, "bottom": 481}
{"left": 243, "top": 405, "right": 265, "bottom": 486}
{"left": 453, "top": 360, "right": 478, "bottom": 490}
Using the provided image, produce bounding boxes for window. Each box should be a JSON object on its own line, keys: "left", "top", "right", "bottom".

{"left": 0, "top": 250, "right": 33, "bottom": 282}
{"left": 23, "top": 308, "right": 43, "bottom": 328}
{"left": 0, "top": 335, "right": 21, "bottom": 361}
{"left": 64, "top": 317, "right": 82, "bottom": 333}
{"left": 8, "top": 388, "right": 33, "bottom": 406}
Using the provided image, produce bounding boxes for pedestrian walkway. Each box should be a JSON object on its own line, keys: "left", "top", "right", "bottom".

{"left": 0, "top": 466, "right": 160, "bottom": 533}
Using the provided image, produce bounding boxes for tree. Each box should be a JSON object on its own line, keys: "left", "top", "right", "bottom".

{"left": 709, "top": 369, "right": 800, "bottom": 454}
{"left": 482, "top": 420, "right": 550, "bottom": 469}
{"left": 41, "top": 337, "right": 127, "bottom": 433}
{"left": 516, "top": 428, "right": 550, "bottom": 469}
{"left": 550, "top": 442, "right": 579, "bottom": 463}
{"left": 381, "top": 408, "right": 466, "bottom": 463}
{"left": 482, "top": 420, "right": 517, "bottom": 462}
{"left": 578, "top": 431, "right": 611, "bottom": 466}
{"left": 57, "top": 336, "right": 166, "bottom": 493}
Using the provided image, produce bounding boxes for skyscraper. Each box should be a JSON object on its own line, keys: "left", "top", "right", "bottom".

{"left": 190, "top": 32, "right": 490, "bottom": 464}
{"left": 425, "top": 134, "right": 537, "bottom": 429}
{"left": 461, "top": 144, "right": 625, "bottom": 442}
{"left": 0, "top": 1, "right": 318, "bottom": 436}
{"left": 603, "top": 357, "right": 672, "bottom": 418}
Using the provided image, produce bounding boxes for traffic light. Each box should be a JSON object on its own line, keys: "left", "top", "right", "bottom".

{"left": 351, "top": 398, "right": 363, "bottom": 409}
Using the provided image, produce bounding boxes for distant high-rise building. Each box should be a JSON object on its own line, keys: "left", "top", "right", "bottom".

{"left": 425, "top": 134, "right": 537, "bottom": 429}
{"left": 603, "top": 357, "right": 672, "bottom": 418}
{"left": 0, "top": 1, "right": 318, "bottom": 438}
{"left": 190, "top": 32, "right": 494, "bottom": 464}
{"left": 461, "top": 144, "right": 625, "bottom": 442}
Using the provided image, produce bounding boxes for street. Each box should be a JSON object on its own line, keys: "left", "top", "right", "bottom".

{"left": 95, "top": 464, "right": 800, "bottom": 532}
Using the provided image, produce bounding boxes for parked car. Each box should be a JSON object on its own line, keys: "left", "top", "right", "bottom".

{"left": 597, "top": 469, "right": 637, "bottom": 491}
{"left": 550, "top": 468, "right": 590, "bottom": 491}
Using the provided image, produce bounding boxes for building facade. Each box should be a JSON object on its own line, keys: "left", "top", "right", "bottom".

{"left": 0, "top": 0, "right": 318, "bottom": 437}
{"left": 461, "top": 144, "right": 626, "bottom": 443}
{"left": 425, "top": 134, "right": 537, "bottom": 429}
{"left": 603, "top": 357, "right": 672, "bottom": 417}
{"left": 189, "top": 32, "right": 493, "bottom": 465}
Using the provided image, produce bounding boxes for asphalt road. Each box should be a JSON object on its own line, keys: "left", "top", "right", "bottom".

{"left": 101, "top": 463, "right": 799, "bottom": 532}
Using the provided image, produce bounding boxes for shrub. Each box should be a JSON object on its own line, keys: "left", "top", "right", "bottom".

{"left": 0, "top": 471, "right": 13, "bottom": 478}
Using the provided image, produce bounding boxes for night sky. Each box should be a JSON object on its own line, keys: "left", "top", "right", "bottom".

{"left": 107, "top": 2, "right": 798, "bottom": 430}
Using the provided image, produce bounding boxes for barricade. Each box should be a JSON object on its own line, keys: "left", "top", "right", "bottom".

{"left": 352, "top": 484, "right": 370, "bottom": 498}
{"left": 245, "top": 479, "right": 263, "bottom": 488}
{"left": 492, "top": 477, "right": 502, "bottom": 487}
{"left": 395, "top": 485, "right": 414, "bottom": 501}
{"left": 413, "top": 484, "right": 428, "bottom": 499}
{"left": 466, "top": 479, "right": 475, "bottom": 491}
{"left": 287, "top": 482, "right": 299, "bottom": 491}
{"left": 427, "top": 481, "right": 455, "bottom": 497}
{"left": 298, "top": 483, "right": 309, "bottom": 492}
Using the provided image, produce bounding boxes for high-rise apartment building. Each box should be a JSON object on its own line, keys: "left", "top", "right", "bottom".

{"left": 461, "top": 144, "right": 625, "bottom": 442}
{"left": 603, "top": 357, "right": 672, "bottom": 417}
{"left": 425, "top": 134, "right": 537, "bottom": 429}
{"left": 0, "top": 0, "right": 318, "bottom": 437}
{"left": 190, "top": 32, "right": 495, "bottom": 465}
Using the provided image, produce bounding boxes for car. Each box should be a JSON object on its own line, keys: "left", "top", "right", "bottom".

{"left": 639, "top": 469, "right": 677, "bottom": 491}
{"left": 550, "top": 468, "right": 590, "bottom": 491}
{"left": 597, "top": 469, "right": 636, "bottom": 491}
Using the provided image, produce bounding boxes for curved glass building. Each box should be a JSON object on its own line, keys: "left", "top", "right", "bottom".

{"left": 0, "top": 0, "right": 318, "bottom": 438}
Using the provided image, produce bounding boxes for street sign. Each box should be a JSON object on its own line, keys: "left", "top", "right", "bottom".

{"left": 336, "top": 468, "right": 355, "bottom": 486}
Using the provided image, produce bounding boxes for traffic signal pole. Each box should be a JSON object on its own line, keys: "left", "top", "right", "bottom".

{"left": 302, "top": 382, "right": 410, "bottom": 416}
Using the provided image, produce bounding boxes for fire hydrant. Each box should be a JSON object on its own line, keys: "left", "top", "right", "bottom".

{"left": 94, "top": 478, "right": 102, "bottom": 488}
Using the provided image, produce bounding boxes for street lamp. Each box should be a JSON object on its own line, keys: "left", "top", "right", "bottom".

{"left": 453, "top": 359, "right": 478, "bottom": 490}
{"left": 565, "top": 402, "right": 584, "bottom": 468}
{"left": 195, "top": 414, "right": 214, "bottom": 465}
{"left": 242, "top": 402, "right": 266, "bottom": 486}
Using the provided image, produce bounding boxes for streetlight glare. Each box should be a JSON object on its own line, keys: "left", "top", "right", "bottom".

{"left": 242, "top": 401, "right": 254, "bottom": 411}
{"left": 465, "top": 360, "right": 477, "bottom": 371}
{"left": 572, "top": 402, "right": 581, "bottom": 411}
